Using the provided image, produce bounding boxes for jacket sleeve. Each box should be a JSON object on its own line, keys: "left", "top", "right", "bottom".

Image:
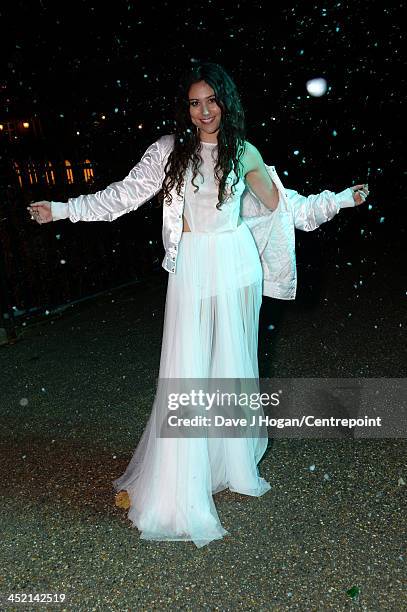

{"left": 286, "top": 187, "right": 356, "bottom": 231}
{"left": 50, "top": 138, "right": 165, "bottom": 223}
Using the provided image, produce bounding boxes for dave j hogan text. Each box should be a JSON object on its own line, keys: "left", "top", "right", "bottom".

{"left": 167, "top": 415, "right": 382, "bottom": 428}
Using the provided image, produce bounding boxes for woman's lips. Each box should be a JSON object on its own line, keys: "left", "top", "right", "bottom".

{"left": 200, "top": 117, "right": 215, "bottom": 124}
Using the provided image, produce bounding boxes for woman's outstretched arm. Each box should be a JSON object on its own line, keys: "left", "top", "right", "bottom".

{"left": 27, "top": 137, "right": 166, "bottom": 224}
{"left": 287, "top": 183, "right": 369, "bottom": 231}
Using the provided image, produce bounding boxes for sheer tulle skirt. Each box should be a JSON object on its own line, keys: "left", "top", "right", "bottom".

{"left": 113, "top": 221, "right": 271, "bottom": 547}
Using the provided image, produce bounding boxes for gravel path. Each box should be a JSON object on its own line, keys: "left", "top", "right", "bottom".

{"left": 1, "top": 255, "right": 405, "bottom": 610}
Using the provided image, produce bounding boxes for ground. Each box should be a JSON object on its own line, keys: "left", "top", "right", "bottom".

{"left": 0, "top": 252, "right": 405, "bottom": 610}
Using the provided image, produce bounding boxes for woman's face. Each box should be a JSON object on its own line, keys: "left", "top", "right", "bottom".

{"left": 188, "top": 80, "right": 222, "bottom": 140}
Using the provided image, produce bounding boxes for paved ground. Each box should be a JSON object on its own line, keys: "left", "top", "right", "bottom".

{"left": 0, "top": 234, "right": 405, "bottom": 610}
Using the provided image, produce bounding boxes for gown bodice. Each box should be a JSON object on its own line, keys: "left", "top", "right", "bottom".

{"left": 183, "top": 141, "right": 246, "bottom": 233}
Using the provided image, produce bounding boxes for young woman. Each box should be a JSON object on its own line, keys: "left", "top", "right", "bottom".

{"left": 28, "top": 62, "right": 369, "bottom": 548}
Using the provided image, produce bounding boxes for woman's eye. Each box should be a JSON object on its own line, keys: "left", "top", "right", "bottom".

{"left": 190, "top": 99, "right": 217, "bottom": 107}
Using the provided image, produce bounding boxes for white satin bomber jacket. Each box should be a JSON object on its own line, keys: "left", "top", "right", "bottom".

{"left": 51, "top": 133, "right": 356, "bottom": 300}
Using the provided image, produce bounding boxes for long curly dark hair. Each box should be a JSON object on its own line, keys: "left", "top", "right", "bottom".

{"left": 158, "top": 62, "right": 246, "bottom": 210}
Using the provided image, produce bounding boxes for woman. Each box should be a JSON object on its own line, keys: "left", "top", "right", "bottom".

{"left": 28, "top": 62, "right": 369, "bottom": 548}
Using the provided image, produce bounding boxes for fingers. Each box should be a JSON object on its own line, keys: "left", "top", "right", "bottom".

{"left": 353, "top": 184, "right": 369, "bottom": 193}
{"left": 359, "top": 186, "right": 369, "bottom": 200}
{"left": 351, "top": 183, "right": 370, "bottom": 206}
{"left": 353, "top": 184, "right": 370, "bottom": 199}
{"left": 26, "top": 204, "right": 45, "bottom": 223}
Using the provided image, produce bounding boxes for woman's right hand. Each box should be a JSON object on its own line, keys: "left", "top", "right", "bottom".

{"left": 27, "top": 201, "right": 53, "bottom": 224}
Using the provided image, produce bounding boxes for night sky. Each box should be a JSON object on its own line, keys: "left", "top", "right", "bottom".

{"left": 3, "top": 0, "right": 404, "bottom": 189}
{"left": 1, "top": 0, "right": 406, "bottom": 323}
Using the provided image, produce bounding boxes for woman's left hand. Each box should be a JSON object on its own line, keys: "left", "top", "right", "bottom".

{"left": 350, "top": 183, "right": 370, "bottom": 206}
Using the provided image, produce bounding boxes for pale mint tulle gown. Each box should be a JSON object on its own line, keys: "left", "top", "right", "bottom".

{"left": 113, "top": 141, "right": 271, "bottom": 547}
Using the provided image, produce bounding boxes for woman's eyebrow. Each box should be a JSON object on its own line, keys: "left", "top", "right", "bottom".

{"left": 188, "top": 95, "right": 215, "bottom": 101}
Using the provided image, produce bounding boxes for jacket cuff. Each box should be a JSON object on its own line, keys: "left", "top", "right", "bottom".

{"left": 335, "top": 187, "right": 355, "bottom": 208}
{"left": 51, "top": 201, "right": 69, "bottom": 221}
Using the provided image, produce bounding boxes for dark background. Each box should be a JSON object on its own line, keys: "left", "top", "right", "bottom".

{"left": 3, "top": 0, "right": 404, "bottom": 180}
{"left": 0, "top": 1, "right": 405, "bottom": 361}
